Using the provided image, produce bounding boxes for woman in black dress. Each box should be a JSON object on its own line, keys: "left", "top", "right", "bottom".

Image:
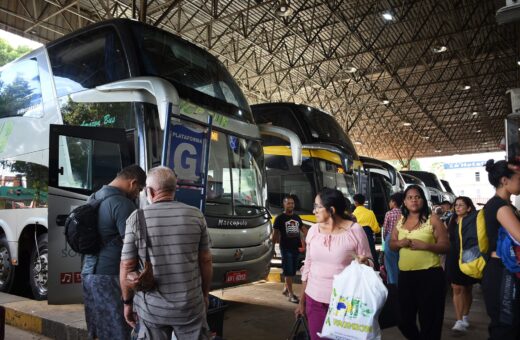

{"left": 446, "top": 196, "right": 479, "bottom": 333}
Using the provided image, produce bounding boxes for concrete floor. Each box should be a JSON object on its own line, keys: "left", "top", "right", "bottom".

{"left": 211, "top": 281, "right": 490, "bottom": 340}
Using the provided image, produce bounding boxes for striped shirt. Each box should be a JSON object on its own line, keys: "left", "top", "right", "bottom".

{"left": 383, "top": 208, "right": 402, "bottom": 239}
{"left": 121, "top": 201, "right": 210, "bottom": 326}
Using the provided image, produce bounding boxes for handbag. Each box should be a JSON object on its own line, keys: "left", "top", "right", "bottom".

{"left": 287, "top": 315, "right": 310, "bottom": 340}
{"left": 126, "top": 209, "right": 156, "bottom": 292}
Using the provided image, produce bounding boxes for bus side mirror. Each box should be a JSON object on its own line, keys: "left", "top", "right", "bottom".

{"left": 258, "top": 124, "right": 302, "bottom": 166}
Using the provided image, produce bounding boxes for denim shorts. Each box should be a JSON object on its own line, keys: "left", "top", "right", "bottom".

{"left": 281, "top": 249, "right": 299, "bottom": 276}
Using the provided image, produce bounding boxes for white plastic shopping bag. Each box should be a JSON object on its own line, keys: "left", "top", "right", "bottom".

{"left": 318, "top": 261, "right": 388, "bottom": 340}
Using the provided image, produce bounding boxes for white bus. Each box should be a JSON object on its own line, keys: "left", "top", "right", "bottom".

{"left": 0, "top": 19, "right": 298, "bottom": 303}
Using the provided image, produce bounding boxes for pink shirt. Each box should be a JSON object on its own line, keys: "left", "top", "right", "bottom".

{"left": 301, "top": 222, "right": 372, "bottom": 303}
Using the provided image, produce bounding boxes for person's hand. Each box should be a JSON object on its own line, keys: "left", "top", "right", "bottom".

{"left": 399, "top": 238, "right": 411, "bottom": 249}
{"left": 124, "top": 304, "right": 137, "bottom": 328}
{"left": 203, "top": 294, "right": 209, "bottom": 312}
{"left": 356, "top": 255, "right": 370, "bottom": 266}
{"left": 294, "top": 299, "right": 305, "bottom": 318}
{"left": 409, "top": 239, "right": 428, "bottom": 251}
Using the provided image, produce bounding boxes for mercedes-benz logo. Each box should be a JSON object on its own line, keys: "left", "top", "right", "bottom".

{"left": 233, "top": 249, "right": 244, "bottom": 261}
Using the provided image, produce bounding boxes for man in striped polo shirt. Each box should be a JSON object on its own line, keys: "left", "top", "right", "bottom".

{"left": 120, "top": 166, "right": 213, "bottom": 340}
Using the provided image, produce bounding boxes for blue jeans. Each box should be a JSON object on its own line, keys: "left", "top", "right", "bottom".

{"left": 384, "top": 233, "right": 399, "bottom": 285}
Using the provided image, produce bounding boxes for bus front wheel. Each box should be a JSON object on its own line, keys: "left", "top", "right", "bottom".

{"left": 0, "top": 237, "right": 15, "bottom": 293}
{"left": 29, "top": 234, "right": 48, "bottom": 300}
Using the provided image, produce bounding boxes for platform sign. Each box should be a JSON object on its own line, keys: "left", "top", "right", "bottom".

{"left": 164, "top": 118, "right": 211, "bottom": 211}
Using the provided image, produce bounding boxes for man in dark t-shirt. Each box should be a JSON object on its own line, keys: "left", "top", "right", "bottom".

{"left": 273, "top": 196, "right": 305, "bottom": 303}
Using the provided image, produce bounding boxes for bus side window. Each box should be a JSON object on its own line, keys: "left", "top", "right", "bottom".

{"left": 48, "top": 27, "right": 128, "bottom": 97}
{"left": 0, "top": 58, "right": 43, "bottom": 118}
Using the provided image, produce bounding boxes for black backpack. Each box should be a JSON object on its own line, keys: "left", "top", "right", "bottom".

{"left": 64, "top": 195, "right": 115, "bottom": 254}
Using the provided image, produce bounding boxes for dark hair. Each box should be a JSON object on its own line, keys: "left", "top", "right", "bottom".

{"left": 485, "top": 159, "right": 514, "bottom": 188}
{"left": 317, "top": 187, "right": 352, "bottom": 220}
{"left": 353, "top": 193, "right": 366, "bottom": 205}
{"left": 440, "top": 200, "right": 452, "bottom": 207}
{"left": 401, "top": 185, "right": 430, "bottom": 223}
{"left": 117, "top": 164, "right": 147, "bottom": 186}
{"left": 390, "top": 192, "right": 404, "bottom": 207}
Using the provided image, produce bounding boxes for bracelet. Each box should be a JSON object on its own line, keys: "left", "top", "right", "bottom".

{"left": 122, "top": 296, "right": 133, "bottom": 305}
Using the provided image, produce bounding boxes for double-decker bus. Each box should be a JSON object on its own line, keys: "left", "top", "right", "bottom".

{"left": 251, "top": 102, "right": 398, "bottom": 227}
{"left": 0, "top": 19, "right": 297, "bottom": 303}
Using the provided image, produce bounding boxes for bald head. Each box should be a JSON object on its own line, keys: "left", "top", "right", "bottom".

{"left": 147, "top": 166, "right": 177, "bottom": 193}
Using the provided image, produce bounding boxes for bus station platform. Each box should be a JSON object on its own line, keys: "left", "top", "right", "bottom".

{"left": 0, "top": 269, "right": 490, "bottom": 340}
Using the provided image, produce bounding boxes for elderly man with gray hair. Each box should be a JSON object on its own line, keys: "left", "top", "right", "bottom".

{"left": 120, "top": 166, "right": 213, "bottom": 340}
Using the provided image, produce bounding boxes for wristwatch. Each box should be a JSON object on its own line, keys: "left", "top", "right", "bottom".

{"left": 122, "top": 296, "right": 133, "bottom": 305}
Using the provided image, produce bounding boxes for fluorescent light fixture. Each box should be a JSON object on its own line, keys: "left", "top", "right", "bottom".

{"left": 354, "top": 141, "right": 362, "bottom": 145}
{"left": 434, "top": 149, "right": 442, "bottom": 153}
{"left": 476, "top": 129, "right": 482, "bottom": 133}
{"left": 403, "top": 122, "right": 412, "bottom": 126}
{"left": 472, "top": 111, "right": 478, "bottom": 116}
{"left": 462, "top": 85, "right": 471, "bottom": 90}
{"left": 381, "top": 99, "right": 390, "bottom": 105}
{"left": 432, "top": 46, "right": 448, "bottom": 53}
{"left": 421, "top": 136, "right": 430, "bottom": 139}
{"left": 382, "top": 12, "right": 394, "bottom": 21}
{"left": 517, "top": 60, "right": 520, "bottom": 66}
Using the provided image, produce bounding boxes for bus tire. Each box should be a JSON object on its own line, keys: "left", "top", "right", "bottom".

{"left": 0, "top": 237, "right": 15, "bottom": 293}
{"left": 29, "top": 234, "right": 48, "bottom": 300}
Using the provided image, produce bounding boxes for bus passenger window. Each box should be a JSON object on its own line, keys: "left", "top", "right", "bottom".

{"left": 0, "top": 59, "right": 43, "bottom": 118}
{"left": 48, "top": 28, "right": 128, "bottom": 97}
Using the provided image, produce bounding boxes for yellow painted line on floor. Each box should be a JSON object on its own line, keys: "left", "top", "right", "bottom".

{"left": 4, "top": 307, "right": 43, "bottom": 334}
{"left": 267, "top": 268, "right": 282, "bottom": 283}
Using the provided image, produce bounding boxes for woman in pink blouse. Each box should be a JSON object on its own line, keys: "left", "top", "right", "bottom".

{"left": 295, "top": 188, "right": 373, "bottom": 340}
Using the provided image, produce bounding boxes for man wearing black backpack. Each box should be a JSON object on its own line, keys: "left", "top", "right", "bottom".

{"left": 81, "top": 164, "right": 146, "bottom": 340}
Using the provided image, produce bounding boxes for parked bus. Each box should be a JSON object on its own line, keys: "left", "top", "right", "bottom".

{"left": 252, "top": 103, "right": 393, "bottom": 226}
{"left": 0, "top": 19, "right": 299, "bottom": 303}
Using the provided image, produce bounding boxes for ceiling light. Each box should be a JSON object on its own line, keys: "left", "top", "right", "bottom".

{"left": 462, "top": 85, "right": 471, "bottom": 90}
{"left": 381, "top": 99, "right": 390, "bottom": 105}
{"left": 354, "top": 141, "right": 362, "bottom": 145}
{"left": 344, "top": 63, "right": 357, "bottom": 73}
{"left": 517, "top": 60, "right": 520, "bottom": 66}
{"left": 432, "top": 46, "right": 448, "bottom": 53}
{"left": 476, "top": 129, "right": 482, "bottom": 133}
{"left": 403, "top": 122, "right": 412, "bottom": 126}
{"left": 472, "top": 111, "right": 478, "bottom": 116}
{"left": 382, "top": 12, "right": 394, "bottom": 21}
{"left": 275, "top": 0, "right": 292, "bottom": 17}
{"left": 421, "top": 136, "right": 430, "bottom": 140}
{"left": 434, "top": 149, "right": 442, "bottom": 153}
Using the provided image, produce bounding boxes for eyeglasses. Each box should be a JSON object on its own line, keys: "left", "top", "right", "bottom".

{"left": 313, "top": 204, "right": 325, "bottom": 210}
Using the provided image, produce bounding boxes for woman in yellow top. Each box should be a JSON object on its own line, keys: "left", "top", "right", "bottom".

{"left": 390, "top": 185, "right": 449, "bottom": 340}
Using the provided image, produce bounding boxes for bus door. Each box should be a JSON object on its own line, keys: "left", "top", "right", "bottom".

{"left": 48, "top": 125, "right": 132, "bottom": 304}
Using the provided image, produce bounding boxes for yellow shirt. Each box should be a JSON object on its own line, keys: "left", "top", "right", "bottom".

{"left": 353, "top": 206, "right": 380, "bottom": 234}
{"left": 397, "top": 216, "right": 441, "bottom": 271}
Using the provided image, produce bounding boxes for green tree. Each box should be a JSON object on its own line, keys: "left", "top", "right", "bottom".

{"left": 0, "top": 38, "right": 32, "bottom": 66}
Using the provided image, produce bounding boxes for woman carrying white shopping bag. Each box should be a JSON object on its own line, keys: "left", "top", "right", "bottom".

{"left": 295, "top": 188, "right": 374, "bottom": 340}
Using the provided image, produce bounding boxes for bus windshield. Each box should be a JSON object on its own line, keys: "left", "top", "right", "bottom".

{"left": 206, "top": 131, "right": 264, "bottom": 216}
{"left": 302, "top": 107, "right": 357, "bottom": 156}
{"left": 131, "top": 24, "right": 252, "bottom": 122}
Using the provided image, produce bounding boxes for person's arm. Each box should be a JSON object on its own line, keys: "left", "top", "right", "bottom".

{"left": 389, "top": 220, "right": 409, "bottom": 251}
{"left": 198, "top": 216, "right": 213, "bottom": 310}
{"left": 352, "top": 223, "right": 374, "bottom": 267}
{"left": 497, "top": 205, "right": 520, "bottom": 242}
{"left": 296, "top": 227, "right": 312, "bottom": 316}
{"left": 199, "top": 249, "right": 213, "bottom": 310}
{"left": 409, "top": 214, "right": 449, "bottom": 254}
{"left": 119, "top": 211, "right": 139, "bottom": 328}
{"left": 371, "top": 211, "right": 381, "bottom": 234}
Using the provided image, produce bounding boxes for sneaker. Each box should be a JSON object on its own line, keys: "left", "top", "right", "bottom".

{"left": 452, "top": 320, "right": 467, "bottom": 332}
{"left": 460, "top": 319, "right": 469, "bottom": 328}
{"left": 288, "top": 295, "right": 299, "bottom": 304}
